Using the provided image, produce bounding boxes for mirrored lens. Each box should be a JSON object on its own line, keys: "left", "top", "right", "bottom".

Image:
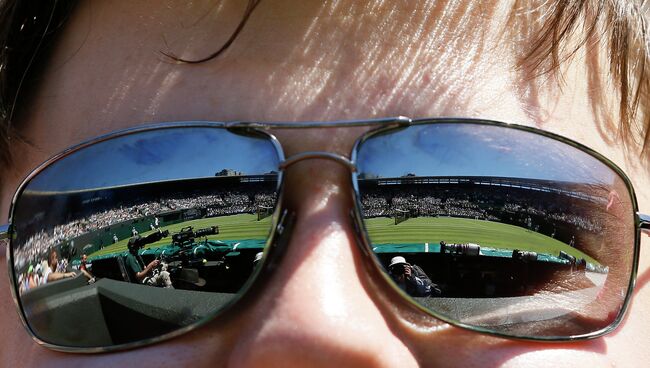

{"left": 10, "top": 127, "right": 280, "bottom": 348}
{"left": 355, "top": 122, "right": 636, "bottom": 338}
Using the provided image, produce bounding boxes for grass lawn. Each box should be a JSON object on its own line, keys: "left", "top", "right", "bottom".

{"left": 89, "top": 214, "right": 596, "bottom": 264}
{"left": 89, "top": 214, "right": 272, "bottom": 258}
{"left": 364, "top": 216, "right": 597, "bottom": 263}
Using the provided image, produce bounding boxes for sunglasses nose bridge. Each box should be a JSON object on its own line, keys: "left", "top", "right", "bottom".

{"left": 279, "top": 151, "right": 357, "bottom": 172}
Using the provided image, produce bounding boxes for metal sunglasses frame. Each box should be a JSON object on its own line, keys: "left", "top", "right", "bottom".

{"left": 1, "top": 116, "right": 649, "bottom": 353}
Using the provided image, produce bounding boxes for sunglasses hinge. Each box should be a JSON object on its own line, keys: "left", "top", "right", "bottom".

{"left": 639, "top": 212, "right": 650, "bottom": 232}
{"left": 0, "top": 223, "right": 9, "bottom": 240}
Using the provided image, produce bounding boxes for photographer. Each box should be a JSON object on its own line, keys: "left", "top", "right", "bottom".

{"left": 388, "top": 256, "right": 439, "bottom": 297}
{"left": 125, "top": 230, "right": 173, "bottom": 289}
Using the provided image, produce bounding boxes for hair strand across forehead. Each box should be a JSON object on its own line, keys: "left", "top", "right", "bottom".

{"left": 513, "top": 0, "right": 650, "bottom": 155}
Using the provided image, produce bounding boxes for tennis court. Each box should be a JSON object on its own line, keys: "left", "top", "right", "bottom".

{"left": 364, "top": 216, "right": 597, "bottom": 263}
{"left": 90, "top": 214, "right": 595, "bottom": 264}
{"left": 89, "top": 214, "right": 272, "bottom": 257}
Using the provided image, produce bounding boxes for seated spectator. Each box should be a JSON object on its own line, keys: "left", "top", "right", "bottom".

{"left": 79, "top": 254, "right": 96, "bottom": 284}
{"left": 43, "top": 249, "right": 76, "bottom": 283}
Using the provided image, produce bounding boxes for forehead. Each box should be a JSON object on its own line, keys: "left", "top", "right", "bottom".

{"left": 19, "top": 1, "right": 535, "bottom": 134}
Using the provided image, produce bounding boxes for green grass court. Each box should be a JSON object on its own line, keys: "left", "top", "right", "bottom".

{"left": 365, "top": 216, "right": 597, "bottom": 263}
{"left": 89, "top": 214, "right": 272, "bottom": 257}
{"left": 89, "top": 215, "right": 596, "bottom": 264}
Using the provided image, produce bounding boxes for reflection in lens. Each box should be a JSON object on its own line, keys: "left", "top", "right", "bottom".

{"left": 11, "top": 127, "right": 280, "bottom": 348}
{"left": 356, "top": 123, "right": 636, "bottom": 337}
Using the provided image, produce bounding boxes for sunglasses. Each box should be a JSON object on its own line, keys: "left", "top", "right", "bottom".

{"left": 2, "top": 117, "right": 649, "bottom": 352}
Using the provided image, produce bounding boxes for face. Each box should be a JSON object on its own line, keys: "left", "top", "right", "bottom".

{"left": 49, "top": 252, "right": 57, "bottom": 269}
{"left": 391, "top": 264, "right": 411, "bottom": 281}
{"left": 1, "top": 1, "right": 650, "bottom": 367}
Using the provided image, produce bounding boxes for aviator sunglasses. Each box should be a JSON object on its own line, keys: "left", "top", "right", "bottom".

{"left": 2, "top": 117, "right": 649, "bottom": 352}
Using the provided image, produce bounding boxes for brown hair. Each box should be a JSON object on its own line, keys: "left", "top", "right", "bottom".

{"left": 0, "top": 0, "right": 76, "bottom": 165}
{"left": 510, "top": 0, "right": 649, "bottom": 153}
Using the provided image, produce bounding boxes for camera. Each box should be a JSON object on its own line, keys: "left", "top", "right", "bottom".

{"left": 390, "top": 263, "right": 410, "bottom": 275}
{"left": 127, "top": 229, "right": 170, "bottom": 252}
{"left": 172, "top": 226, "right": 219, "bottom": 247}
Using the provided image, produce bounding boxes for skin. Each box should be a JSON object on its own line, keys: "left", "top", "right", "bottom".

{"left": 1, "top": 0, "right": 650, "bottom": 367}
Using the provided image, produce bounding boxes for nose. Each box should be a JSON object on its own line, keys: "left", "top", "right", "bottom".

{"left": 227, "top": 160, "right": 418, "bottom": 367}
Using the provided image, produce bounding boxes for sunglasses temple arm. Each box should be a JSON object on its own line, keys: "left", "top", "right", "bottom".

{"left": 0, "top": 224, "right": 8, "bottom": 240}
{"left": 639, "top": 213, "right": 650, "bottom": 236}
{"left": 0, "top": 224, "right": 8, "bottom": 263}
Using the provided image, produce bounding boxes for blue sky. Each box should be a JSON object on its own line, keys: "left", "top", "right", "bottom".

{"left": 28, "top": 128, "right": 280, "bottom": 191}
{"left": 357, "top": 124, "right": 615, "bottom": 185}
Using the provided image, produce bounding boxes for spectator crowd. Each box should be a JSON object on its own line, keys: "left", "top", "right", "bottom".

{"left": 14, "top": 189, "right": 277, "bottom": 272}
{"left": 361, "top": 184, "right": 603, "bottom": 242}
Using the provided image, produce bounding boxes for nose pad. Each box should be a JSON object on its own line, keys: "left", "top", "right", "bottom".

{"left": 226, "top": 161, "right": 418, "bottom": 367}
